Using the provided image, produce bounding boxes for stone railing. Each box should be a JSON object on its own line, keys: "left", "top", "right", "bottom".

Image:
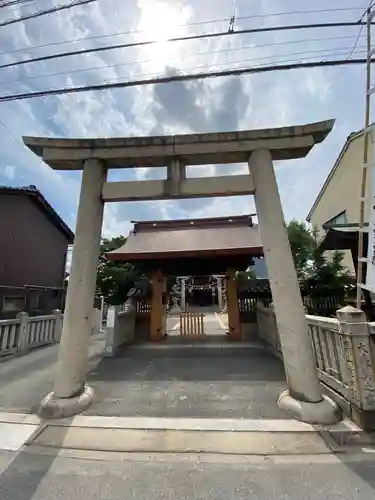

{"left": 0, "top": 318, "right": 22, "bottom": 356}
{"left": 0, "top": 310, "right": 62, "bottom": 358}
{"left": 26, "top": 313, "right": 61, "bottom": 350}
{"left": 306, "top": 315, "right": 350, "bottom": 402}
{"left": 256, "top": 303, "right": 375, "bottom": 430}
{"left": 0, "top": 307, "right": 102, "bottom": 359}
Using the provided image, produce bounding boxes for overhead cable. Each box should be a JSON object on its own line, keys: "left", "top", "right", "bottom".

{"left": 0, "top": 6, "right": 367, "bottom": 56}
{"left": 0, "top": 58, "right": 372, "bottom": 103}
{"left": 0, "top": 37, "right": 366, "bottom": 85}
{"left": 0, "top": 0, "right": 36, "bottom": 9}
{"left": 0, "top": 0, "right": 97, "bottom": 27}
{"left": 0, "top": 21, "right": 369, "bottom": 71}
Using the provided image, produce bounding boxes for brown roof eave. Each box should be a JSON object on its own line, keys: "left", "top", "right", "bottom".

{"left": 107, "top": 247, "right": 263, "bottom": 261}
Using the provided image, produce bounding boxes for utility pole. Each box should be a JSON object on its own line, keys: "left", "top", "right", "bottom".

{"left": 357, "top": 5, "right": 375, "bottom": 307}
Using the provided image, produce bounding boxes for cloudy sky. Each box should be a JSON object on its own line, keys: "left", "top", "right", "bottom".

{"left": 0, "top": 0, "right": 370, "bottom": 238}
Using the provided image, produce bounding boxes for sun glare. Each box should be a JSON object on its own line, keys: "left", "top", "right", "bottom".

{"left": 137, "top": 0, "right": 192, "bottom": 69}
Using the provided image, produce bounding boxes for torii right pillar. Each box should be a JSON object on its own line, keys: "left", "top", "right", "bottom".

{"left": 248, "top": 149, "right": 341, "bottom": 425}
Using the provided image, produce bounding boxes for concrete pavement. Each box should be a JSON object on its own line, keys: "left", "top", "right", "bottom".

{"left": 1, "top": 446, "right": 375, "bottom": 499}
{"left": 0, "top": 333, "right": 105, "bottom": 414}
{"left": 0, "top": 314, "right": 374, "bottom": 498}
{"left": 85, "top": 341, "right": 288, "bottom": 419}
{"left": 84, "top": 313, "right": 288, "bottom": 419}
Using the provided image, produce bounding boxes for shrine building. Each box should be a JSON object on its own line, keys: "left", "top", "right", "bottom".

{"left": 107, "top": 214, "right": 263, "bottom": 341}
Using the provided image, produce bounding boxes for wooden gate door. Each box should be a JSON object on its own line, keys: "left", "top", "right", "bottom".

{"left": 179, "top": 312, "right": 205, "bottom": 338}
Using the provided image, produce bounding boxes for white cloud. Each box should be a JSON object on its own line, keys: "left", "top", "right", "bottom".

{"left": 102, "top": 204, "right": 132, "bottom": 239}
{"left": 0, "top": 0, "right": 368, "bottom": 233}
{"left": 3, "top": 165, "right": 17, "bottom": 180}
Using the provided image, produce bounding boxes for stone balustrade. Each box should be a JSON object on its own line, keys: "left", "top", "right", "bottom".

{"left": 0, "top": 307, "right": 101, "bottom": 359}
{"left": 0, "top": 310, "right": 62, "bottom": 357}
{"left": 256, "top": 303, "right": 375, "bottom": 430}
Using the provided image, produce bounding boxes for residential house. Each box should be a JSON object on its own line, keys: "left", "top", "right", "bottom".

{"left": 0, "top": 185, "right": 74, "bottom": 319}
{"left": 306, "top": 127, "right": 372, "bottom": 274}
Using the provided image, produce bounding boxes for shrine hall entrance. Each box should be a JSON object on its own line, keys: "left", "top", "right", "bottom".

{"left": 107, "top": 215, "right": 263, "bottom": 343}
{"left": 166, "top": 309, "right": 229, "bottom": 341}
{"left": 166, "top": 273, "right": 228, "bottom": 340}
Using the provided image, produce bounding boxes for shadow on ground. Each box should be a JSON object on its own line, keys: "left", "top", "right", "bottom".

{"left": 0, "top": 427, "right": 71, "bottom": 500}
{"left": 85, "top": 345, "right": 289, "bottom": 419}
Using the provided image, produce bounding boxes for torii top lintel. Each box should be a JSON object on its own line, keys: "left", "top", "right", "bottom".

{"left": 22, "top": 119, "right": 334, "bottom": 171}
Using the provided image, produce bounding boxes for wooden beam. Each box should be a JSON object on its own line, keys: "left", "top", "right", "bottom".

{"left": 102, "top": 174, "right": 255, "bottom": 202}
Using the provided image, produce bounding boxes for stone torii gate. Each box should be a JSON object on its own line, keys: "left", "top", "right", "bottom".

{"left": 23, "top": 119, "right": 341, "bottom": 424}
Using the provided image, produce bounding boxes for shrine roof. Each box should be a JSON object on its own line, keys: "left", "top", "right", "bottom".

{"left": 107, "top": 215, "right": 262, "bottom": 261}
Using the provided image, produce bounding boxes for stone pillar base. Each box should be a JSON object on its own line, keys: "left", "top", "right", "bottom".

{"left": 278, "top": 390, "right": 342, "bottom": 425}
{"left": 38, "top": 385, "right": 94, "bottom": 419}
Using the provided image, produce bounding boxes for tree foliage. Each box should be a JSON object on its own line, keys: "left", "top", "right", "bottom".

{"left": 96, "top": 236, "right": 146, "bottom": 305}
{"left": 307, "top": 232, "right": 351, "bottom": 290}
{"left": 286, "top": 220, "right": 351, "bottom": 291}
{"left": 287, "top": 220, "right": 316, "bottom": 278}
{"left": 236, "top": 268, "right": 256, "bottom": 280}
{"left": 96, "top": 236, "right": 177, "bottom": 305}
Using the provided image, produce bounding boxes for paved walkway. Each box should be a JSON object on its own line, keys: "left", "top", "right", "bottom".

{"left": 85, "top": 314, "right": 288, "bottom": 418}
{"left": 1, "top": 442, "right": 375, "bottom": 499}
{"left": 1, "top": 312, "right": 374, "bottom": 498}
{"left": 0, "top": 313, "right": 287, "bottom": 419}
{"left": 0, "top": 333, "right": 105, "bottom": 414}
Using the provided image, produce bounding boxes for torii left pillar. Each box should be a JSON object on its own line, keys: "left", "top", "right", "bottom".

{"left": 39, "top": 159, "right": 107, "bottom": 418}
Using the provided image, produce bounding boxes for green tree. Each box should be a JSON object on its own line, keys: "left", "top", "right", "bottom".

{"left": 286, "top": 221, "right": 351, "bottom": 290}
{"left": 96, "top": 236, "right": 146, "bottom": 305}
{"left": 287, "top": 220, "right": 316, "bottom": 278}
{"left": 236, "top": 268, "right": 256, "bottom": 280}
{"left": 307, "top": 234, "right": 351, "bottom": 290}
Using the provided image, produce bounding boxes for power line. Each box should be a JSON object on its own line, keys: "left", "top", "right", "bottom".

{"left": 0, "top": 6, "right": 366, "bottom": 57}
{"left": 228, "top": 0, "right": 237, "bottom": 32}
{"left": 0, "top": 0, "right": 36, "bottom": 9}
{"left": 0, "top": 21, "right": 369, "bottom": 71}
{"left": 62, "top": 47, "right": 366, "bottom": 91}
{"left": 0, "top": 58, "right": 372, "bottom": 103}
{"left": 345, "top": 0, "right": 373, "bottom": 59}
{"left": 0, "top": 115, "right": 24, "bottom": 147}
{"left": 75, "top": 49, "right": 367, "bottom": 87}
{"left": 0, "top": 0, "right": 97, "bottom": 27}
{"left": 2, "top": 52, "right": 361, "bottom": 151}
{"left": 141, "top": 47, "right": 368, "bottom": 79}
{"left": 0, "top": 35, "right": 366, "bottom": 86}
{"left": 347, "top": 25, "right": 365, "bottom": 59}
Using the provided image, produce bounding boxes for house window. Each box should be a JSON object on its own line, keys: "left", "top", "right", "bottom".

{"left": 2, "top": 296, "right": 26, "bottom": 313}
{"left": 323, "top": 211, "right": 348, "bottom": 230}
